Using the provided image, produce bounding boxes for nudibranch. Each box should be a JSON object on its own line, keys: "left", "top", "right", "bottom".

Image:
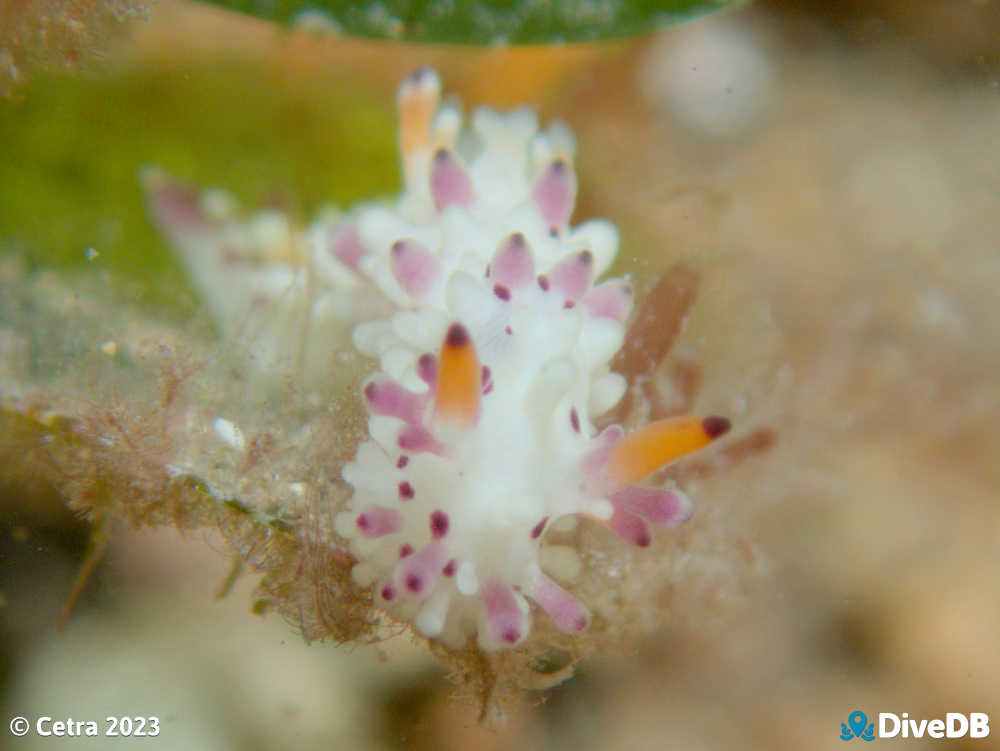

{"left": 331, "top": 69, "right": 731, "bottom": 651}
{"left": 144, "top": 68, "right": 731, "bottom": 652}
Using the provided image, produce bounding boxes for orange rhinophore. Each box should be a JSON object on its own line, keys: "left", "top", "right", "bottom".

{"left": 606, "top": 416, "right": 731, "bottom": 490}
{"left": 434, "top": 323, "right": 481, "bottom": 429}
{"left": 397, "top": 67, "right": 440, "bottom": 173}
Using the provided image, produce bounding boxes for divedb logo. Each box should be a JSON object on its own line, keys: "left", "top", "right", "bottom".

{"left": 840, "top": 711, "right": 990, "bottom": 741}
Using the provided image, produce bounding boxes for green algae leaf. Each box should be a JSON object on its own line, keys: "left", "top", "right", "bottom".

{"left": 200, "top": 0, "right": 735, "bottom": 44}
{"left": 0, "top": 64, "right": 397, "bottom": 318}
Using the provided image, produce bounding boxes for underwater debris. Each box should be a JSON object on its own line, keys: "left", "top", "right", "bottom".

{"left": 0, "top": 0, "right": 149, "bottom": 97}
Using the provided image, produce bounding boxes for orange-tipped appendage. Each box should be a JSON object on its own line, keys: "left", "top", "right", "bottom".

{"left": 605, "top": 416, "right": 730, "bottom": 490}
{"left": 434, "top": 323, "right": 481, "bottom": 429}
{"left": 398, "top": 68, "right": 440, "bottom": 164}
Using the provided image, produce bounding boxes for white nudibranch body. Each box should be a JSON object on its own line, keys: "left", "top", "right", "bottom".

{"left": 329, "top": 69, "right": 727, "bottom": 651}
{"left": 145, "top": 68, "right": 731, "bottom": 652}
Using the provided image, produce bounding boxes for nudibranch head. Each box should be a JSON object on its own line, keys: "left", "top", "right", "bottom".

{"left": 336, "top": 68, "right": 731, "bottom": 651}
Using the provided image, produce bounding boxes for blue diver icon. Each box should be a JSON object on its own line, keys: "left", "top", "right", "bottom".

{"left": 841, "top": 711, "right": 876, "bottom": 741}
